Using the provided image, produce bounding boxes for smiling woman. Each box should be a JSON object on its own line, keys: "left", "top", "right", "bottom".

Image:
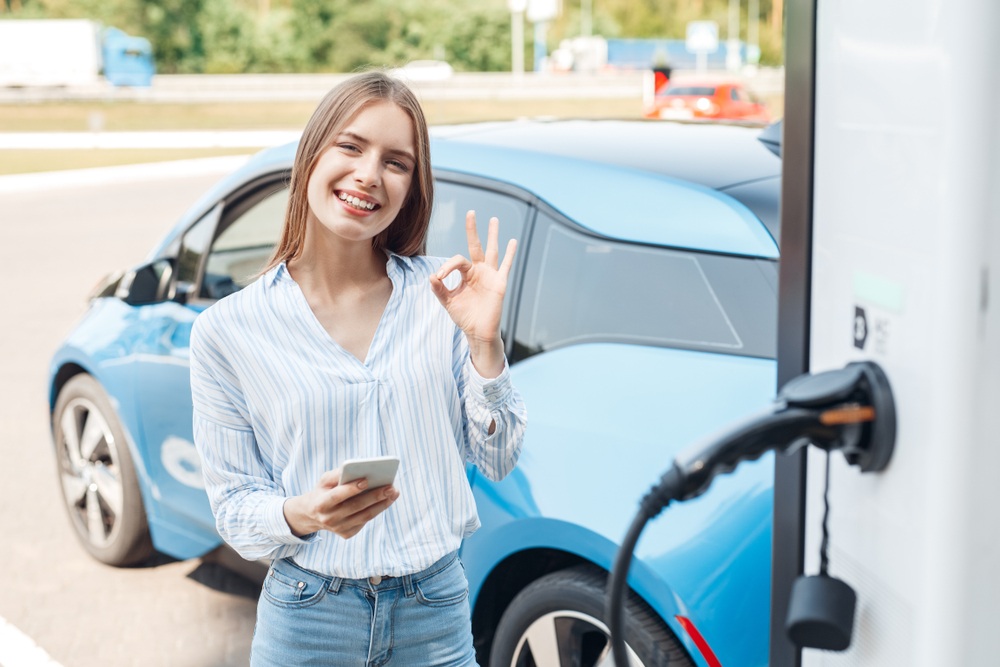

{"left": 188, "top": 71, "right": 527, "bottom": 667}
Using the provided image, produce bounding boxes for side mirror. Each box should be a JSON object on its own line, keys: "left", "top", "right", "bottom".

{"left": 115, "top": 258, "right": 174, "bottom": 306}
{"left": 88, "top": 269, "right": 125, "bottom": 303}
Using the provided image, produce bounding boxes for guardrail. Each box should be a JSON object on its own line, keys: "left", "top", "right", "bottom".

{"left": 0, "top": 69, "right": 784, "bottom": 104}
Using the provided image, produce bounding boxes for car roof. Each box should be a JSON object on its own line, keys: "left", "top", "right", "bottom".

{"left": 151, "top": 120, "right": 780, "bottom": 261}
{"left": 430, "top": 119, "right": 779, "bottom": 191}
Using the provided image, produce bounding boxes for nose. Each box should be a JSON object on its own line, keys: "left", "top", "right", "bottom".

{"left": 354, "top": 152, "right": 381, "bottom": 189}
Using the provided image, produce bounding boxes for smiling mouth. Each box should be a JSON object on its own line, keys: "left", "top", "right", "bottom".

{"left": 337, "top": 191, "right": 380, "bottom": 212}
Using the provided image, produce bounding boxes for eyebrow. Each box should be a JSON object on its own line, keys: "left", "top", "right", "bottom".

{"left": 339, "top": 131, "right": 416, "bottom": 163}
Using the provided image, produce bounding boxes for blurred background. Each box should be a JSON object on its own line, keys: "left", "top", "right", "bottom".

{"left": 0, "top": 0, "right": 784, "bottom": 175}
{"left": 0, "top": 2, "right": 784, "bottom": 666}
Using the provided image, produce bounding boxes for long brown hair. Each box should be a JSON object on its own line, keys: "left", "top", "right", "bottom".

{"left": 262, "top": 71, "right": 433, "bottom": 274}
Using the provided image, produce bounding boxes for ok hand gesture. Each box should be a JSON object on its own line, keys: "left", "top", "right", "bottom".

{"left": 429, "top": 211, "right": 517, "bottom": 379}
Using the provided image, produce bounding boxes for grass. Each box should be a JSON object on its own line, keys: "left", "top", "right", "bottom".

{"left": 0, "top": 147, "right": 261, "bottom": 176}
{"left": 0, "top": 98, "right": 647, "bottom": 133}
{"left": 0, "top": 95, "right": 783, "bottom": 175}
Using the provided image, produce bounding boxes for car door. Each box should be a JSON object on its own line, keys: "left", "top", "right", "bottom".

{"left": 131, "top": 176, "right": 289, "bottom": 557}
{"left": 461, "top": 207, "right": 780, "bottom": 632}
{"left": 424, "top": 176, "right": 531, "bottom": 493}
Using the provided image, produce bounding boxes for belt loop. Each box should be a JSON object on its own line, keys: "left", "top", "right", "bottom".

{"left": 329, "top": 576, "right": 343, "bottom": 595}
{"left": 402, "top": 573, "right": 415, "bottom": 598}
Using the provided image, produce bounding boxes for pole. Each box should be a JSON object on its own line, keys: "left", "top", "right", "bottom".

{"left": 512, "top": 10, "right": 525, "bottom": 79}
{"left": 727, "top": 0, "right": 741, "bottom": 71}
{"left": 581, "top": 0, "right": 593, "bottom": 37}
{"left": 749, "top": 0, "right": 760, "bottom": 63}
{"left": 534, "top": 20, "right": 548, "bottom": 72}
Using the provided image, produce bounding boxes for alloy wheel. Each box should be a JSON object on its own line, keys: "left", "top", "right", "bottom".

{"left": 510, "top": 609, "right": 644, "bottom": 667}
{"left": 57, "top": 397, "right": 125, "bottom": 549}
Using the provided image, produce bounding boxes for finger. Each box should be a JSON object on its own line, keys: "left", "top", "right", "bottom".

{"left": 499, "top": 238, "right": 517, "bottom": 280}
{"left": 485, "top": 217, "right": 500, "bottom": 268}
{"left": 323, "top": 476, "right": 371, "bottom": 507}
{"left": 334, "top": 484, "right": 397, "bottom": 518}
{"left": 435, "top": 254, "right": 473, "bottom": 284}
{"left": 318, "top": 468, "right": 342, "bottom": 488}
{"left": 465, "top": 211, "right": 485, "bottom": 263}
{"left": 342, "top": 492, "right": 398, "bottom": 530}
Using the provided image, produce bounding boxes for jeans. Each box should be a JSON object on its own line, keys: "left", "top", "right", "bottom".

{"left": 251, "top": 551, "right": 478, "bottom": 667}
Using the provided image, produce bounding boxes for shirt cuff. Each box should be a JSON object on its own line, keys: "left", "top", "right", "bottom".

{"left": 465, "top": 355, "right": 514, "bottom": 410}
{"left": 263, "top": 496, "right": 323, "bottom": 545}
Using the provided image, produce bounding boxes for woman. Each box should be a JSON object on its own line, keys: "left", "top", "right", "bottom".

{"left": 189, "top": 71, "right": 527, "bottom": 666}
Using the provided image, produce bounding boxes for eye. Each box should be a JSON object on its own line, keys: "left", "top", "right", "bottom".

{"left": 338, "top": 143, "right": 360, "bottom": 153}
{"left": 388, "top": 159, "right": 409, "bottom": 172}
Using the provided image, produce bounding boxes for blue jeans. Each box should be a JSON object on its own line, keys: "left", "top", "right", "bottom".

{"left": 251, "top": 552, "right": 478, "bottom": 667}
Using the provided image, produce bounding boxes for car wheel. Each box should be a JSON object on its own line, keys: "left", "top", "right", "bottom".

{"left": 489, "top": 565, "right": 694, "bottom": 667}
{"left": 53, "top": 373, "right": 154, "bottom": 566}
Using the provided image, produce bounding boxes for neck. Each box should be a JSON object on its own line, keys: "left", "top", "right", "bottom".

{"left": 287, "top": 216, "right": 387, "bottom": 297}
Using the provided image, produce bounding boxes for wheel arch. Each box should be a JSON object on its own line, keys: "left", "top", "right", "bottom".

{"left": 465, "top": 520, "right": 697, "bottom": 666}
{"left": 50, "top": 361, "right": 89, "bottom": 414}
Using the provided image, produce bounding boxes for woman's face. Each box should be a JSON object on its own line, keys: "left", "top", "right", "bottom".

{"left": 305, "top": 101, "right": 417, "bottom": 246}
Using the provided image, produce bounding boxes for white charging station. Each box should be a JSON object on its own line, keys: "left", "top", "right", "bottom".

{"left": 775, "top": 0, "right": 1000, "bottom": 665}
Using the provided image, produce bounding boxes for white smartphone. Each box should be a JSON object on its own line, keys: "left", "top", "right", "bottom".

{"left": 339, "top": 455, "right": 400, "bottom": 489}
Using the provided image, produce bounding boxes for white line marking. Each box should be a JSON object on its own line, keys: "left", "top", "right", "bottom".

{"left": 0, "top": 155, "right": 251, "bottom": 195}
{"left": 0, "top": 130, "right": 301, "bottom": 150}
{"left": 0, "top": 616, "right": 64, "bottom": 667}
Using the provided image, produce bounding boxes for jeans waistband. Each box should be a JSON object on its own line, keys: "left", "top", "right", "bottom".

{"left": 282, "top": 551, "right": 458, "bottom": 595}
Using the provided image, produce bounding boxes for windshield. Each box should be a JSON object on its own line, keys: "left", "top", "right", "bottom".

{"left": 661, "top": 86, "right": 717, "bottom": 96}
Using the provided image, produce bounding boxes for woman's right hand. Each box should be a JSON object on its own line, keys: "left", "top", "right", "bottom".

{"left": 283, "top": 468, "right": 400, "bottom": 539}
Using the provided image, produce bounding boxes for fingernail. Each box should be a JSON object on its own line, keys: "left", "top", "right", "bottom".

{"left": 358, "top": 480, "right": 368, "bottom": 490}
{"left": 384, "top": 486, "right": 395, "bottom": 498}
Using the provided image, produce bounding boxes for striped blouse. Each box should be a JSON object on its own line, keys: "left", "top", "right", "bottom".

{"left": 189, "top": 253, "right": 527, "bottom": 578}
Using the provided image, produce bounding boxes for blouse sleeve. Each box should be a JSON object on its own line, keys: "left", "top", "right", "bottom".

{"left": 452, "top": 325, "right": 528, "bottom": 482}
{"left": 189, "top": 315, "right": 320, "bottom": 561}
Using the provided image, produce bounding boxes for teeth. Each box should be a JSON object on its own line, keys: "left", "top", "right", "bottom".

{"left": 338, "top": 192, "right": 376, "bottom": 211}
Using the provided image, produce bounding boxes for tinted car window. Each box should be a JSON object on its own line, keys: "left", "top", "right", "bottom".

{"left": 176, "top": 205, "right": 218, "bottom": 286}
{"left": 428, "top": 180, "right": 528, "bottom": 335}
{"left": 514, "top": 213, "right": 777, "bottom": 361}
{"left": 662, "top": 86, "right": 716, "bottom": 96}
{"left": 202, "top": 188, "right": 288, "bottom": 299}
{"left": 730, "top": 88, "right": 740, "bottom": 101}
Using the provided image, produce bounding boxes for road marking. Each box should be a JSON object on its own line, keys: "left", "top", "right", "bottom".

{"left": 0, "top": 155, "right": 251, "bottom": 195}
{"left": 0, "top": 130, "right": 301, "bottom": 150}
{"left": 0, "top": 616, "right": 64, "bottom": 667}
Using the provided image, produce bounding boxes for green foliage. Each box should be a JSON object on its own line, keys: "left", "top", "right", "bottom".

{"left": 4, "top": 0, "right": 782, "bottom": 71}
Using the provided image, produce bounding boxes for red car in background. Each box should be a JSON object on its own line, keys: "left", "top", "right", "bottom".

{"left": 645, "top": 81, "right": 770, "bottom": 123}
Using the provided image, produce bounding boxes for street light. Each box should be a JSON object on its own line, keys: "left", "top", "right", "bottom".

{"left": 508, "top": 0, "right": 527, "bottom": 79}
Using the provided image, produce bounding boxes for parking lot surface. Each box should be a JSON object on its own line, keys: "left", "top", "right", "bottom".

{"left": 0, "top": 173, "right": 258, "bottom": 667}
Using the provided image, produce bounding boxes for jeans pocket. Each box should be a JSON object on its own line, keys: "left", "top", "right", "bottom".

{"left": 414, "top": 557, "right": 470, "bottom": 608}
{"left": 262, "top": 559, "right": 329, "bottom": 609}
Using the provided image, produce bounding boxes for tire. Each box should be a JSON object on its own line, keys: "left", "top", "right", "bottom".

{"left": 52, "top": 373, "right": 155, "bottom": 566}
{"left": 489, "top": 565, "right": 694, "bottom": 667}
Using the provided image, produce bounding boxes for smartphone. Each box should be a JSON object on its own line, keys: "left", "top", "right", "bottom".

{"left": 339, "top": 455, "right": 400, "bottom": 489}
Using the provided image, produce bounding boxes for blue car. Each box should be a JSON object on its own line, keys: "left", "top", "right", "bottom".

{"left": 49, "top": 119, "right": 781, "bottom": 667}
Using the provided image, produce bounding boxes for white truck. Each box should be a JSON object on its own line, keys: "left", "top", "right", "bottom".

{"left": 0, "top": 19, "right": 103, "bottom": 87}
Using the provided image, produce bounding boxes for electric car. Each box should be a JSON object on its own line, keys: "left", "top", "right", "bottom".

{"left": 48, "top": 119, "right": 781, "bottom": 667}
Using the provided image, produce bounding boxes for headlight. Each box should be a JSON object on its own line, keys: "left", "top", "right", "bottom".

{"left": 696, "top": 97, "right": 711, "bottom": 111}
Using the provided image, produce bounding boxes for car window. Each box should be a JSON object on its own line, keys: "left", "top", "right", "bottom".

{"left": 428, "top": 180, "right": 528, "bottom": 336}
{"left": 730, "top": 88, "right": 740, "bottom": 101}
{"left": 513, "top": 213, "right": 777, "bottom": 361}
{"left": 201, "top": 187, "right": 289, "bottom": 300}
{"left": 176, "top": 204, "right": 219, "bottom": 286}
{"left": 662, "top": 86, "right": 716, "bottom": 96}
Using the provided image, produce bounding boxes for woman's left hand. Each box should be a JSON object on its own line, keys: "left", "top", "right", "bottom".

{"left": 430, "top": 210, "right": 517, "bottom": 379}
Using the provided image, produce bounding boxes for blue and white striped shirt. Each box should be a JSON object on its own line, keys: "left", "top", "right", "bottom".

{"left": 189, "top": 253, "right": 527, "bottom": 578}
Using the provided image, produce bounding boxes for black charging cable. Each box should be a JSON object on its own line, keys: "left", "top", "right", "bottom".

{"left": 820, "top": 450, "right": 831, "bottom": 576}
{"left": 606, "top": 467, "right": 685, "bottom": 667}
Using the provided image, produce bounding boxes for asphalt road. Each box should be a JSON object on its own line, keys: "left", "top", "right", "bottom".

{"left": 0, "top": 174, "right": 259, "bottom": 667}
